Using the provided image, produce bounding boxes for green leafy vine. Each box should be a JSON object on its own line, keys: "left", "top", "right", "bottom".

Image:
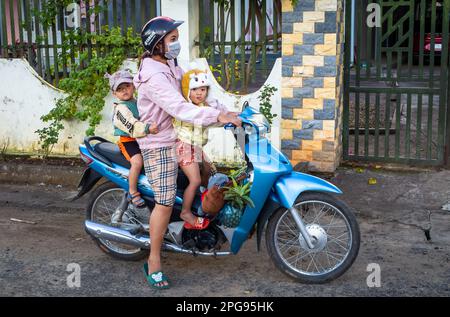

{"left": 35, "top": 3, "right": 143, "bottom": 155}
{"left": 258, "top": 84, "right": 278, "bottom": 125}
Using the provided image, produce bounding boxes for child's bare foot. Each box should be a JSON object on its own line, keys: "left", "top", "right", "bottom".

{"left": 180, "top": 209, "right": 197, "bottom": 226}
{"left": 180, "top": 209, "right": 209, "bottom": 230}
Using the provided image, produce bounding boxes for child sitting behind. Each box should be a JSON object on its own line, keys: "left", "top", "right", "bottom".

{"left": 106, "top": 70, "right": 158, "bottom": 223}
{"left": 174, "top": 69, "right": 235, "bottom": 230}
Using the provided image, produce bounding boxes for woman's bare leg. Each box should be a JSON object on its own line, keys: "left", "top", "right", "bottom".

{"left": 148, "top": 203, "right": 172, "bottom": 287}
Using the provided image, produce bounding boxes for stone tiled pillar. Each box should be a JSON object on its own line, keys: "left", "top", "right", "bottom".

{"left": 281, "top": 0, "right": 345, "bottom": 172}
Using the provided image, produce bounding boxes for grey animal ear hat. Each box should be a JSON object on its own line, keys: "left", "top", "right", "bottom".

{"left": 104, "top": 69, "right": 134, "bottom": 91}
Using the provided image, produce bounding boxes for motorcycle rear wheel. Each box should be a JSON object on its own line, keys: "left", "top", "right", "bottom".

{"left": 86, "top": 181, "right": 149, "bottom": 261}
{"left": 266, "top": 192, "right": 360, "bottom": 283}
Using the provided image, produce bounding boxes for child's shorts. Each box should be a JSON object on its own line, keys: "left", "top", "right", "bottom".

{"left": 176, "top": 140, "right": 211, "bottom": 167}
{"left": 118, "top": 136, "right": 141, "bottom": 161}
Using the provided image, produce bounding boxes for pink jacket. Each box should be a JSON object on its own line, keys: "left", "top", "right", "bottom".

{"left": 133, "top": 58, "right": 227, "bottom": 149}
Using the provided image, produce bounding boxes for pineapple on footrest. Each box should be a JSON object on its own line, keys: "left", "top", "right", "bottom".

{"left": 219, "top": 177, "right": 255, "bottom": 228}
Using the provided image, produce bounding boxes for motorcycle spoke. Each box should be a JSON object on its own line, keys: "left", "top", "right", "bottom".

{"left": 277, "top": 235, "right": 298, "bottom": 244}
{"left": 103, "top": 199, "right": 115, "bottom": 214}
{"left": 312, "top": 203, "right": 328, "bottom": 224}
{"left": 95, "top": 208, "right": 113, "bottom": 223}
{"left": 325, "top": 245, "right": 333, "bottom": 267}
{"left": 321, "top": 223, "right": 347, "bottom": 229}
{"left": 277, "top": 238, "right": 298, "bottom": 251}
{"left": 280, "top": 215, "right": 297, "bottom": 230}
{"left": 95, "top": 214, "right": 110, "bottom": 224}
{"left": 276, "top": 228, "right": 298, "bottom": 237}
{"left": 332, "top": 231, "right": 350, "bottom": 241}
{"left": 97, "top": 205, "right": 112, "bottom": 218}
{"left": 327, "top": 209, "right": 338, "bottom": 227}
{"left": 323, "top": 249, "right": 346, "bottom": 263}
{"left": 277, "top": 238, "right": 300, "bottom": 254}
{"left": 292, "top": 252, "right": 312, "bottom": 269}
{"left": 324, "top": 248, "right": 346, "bottom": 259}
{"left": 310, "top": 253, "right": 325, "bottom": 273}
{"left": 282, "top": 246, "right": 303, "bottom": 262}
{"left": 286, "top": 248, "right": 309, "bottom": 264}
{"left": 305, "top": 254, "right": 314, "bottom": 272}
{"left": 278, "top": 220, "right": 299, "bottom": 237}
{"left": 328, "top": 236, "right": 349, "bottom": 251}
{"left": 301, "top": 205, "right": 316, "bottom": 224}
{"left": 328, "top": 231, "right": 350, "bottom": 244}
{"left": 111, "top": 193, "right": 121, "bottom": 205}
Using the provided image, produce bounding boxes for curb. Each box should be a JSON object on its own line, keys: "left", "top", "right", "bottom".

{"left": 0, "top": 161, "right": 84, "bottom": 188}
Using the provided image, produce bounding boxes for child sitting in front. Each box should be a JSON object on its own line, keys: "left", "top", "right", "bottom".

{"left": 105, "top": 70, "right": 158, "bottom": 223}
{"left": 175, "top": 69, "right": 234, "bottom": 230}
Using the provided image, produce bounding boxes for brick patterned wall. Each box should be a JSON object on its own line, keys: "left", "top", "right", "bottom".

{"left": 281, "top": 0, "right": 345, "bottom": 172}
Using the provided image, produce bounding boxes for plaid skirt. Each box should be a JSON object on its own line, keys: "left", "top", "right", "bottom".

{"left": 141, "top": 146, "right": 178, "bottom": 207}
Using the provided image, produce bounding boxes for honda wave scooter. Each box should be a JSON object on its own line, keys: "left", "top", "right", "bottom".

{"left": 75, "top": 102, "right": 360, "bottom": 283}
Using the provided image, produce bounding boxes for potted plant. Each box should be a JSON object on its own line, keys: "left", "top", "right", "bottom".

{"left": 221, "top": 177, "right": 255, "bottom": 228}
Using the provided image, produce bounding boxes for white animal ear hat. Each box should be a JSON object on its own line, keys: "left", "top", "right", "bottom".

{"left": 189, "top": 71, "right": 210, "bottom": 89}
{"left": 181, "top": 68, "right": 210, "bottom": 101}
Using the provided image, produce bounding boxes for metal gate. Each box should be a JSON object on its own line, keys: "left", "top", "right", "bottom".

{"left": 0, "top": 0, "right": 158, "bottom": 88}
{"left": 343, "top": 0, "right": 450, "bottom": 165}
{"left": 196, "top": 0, "right": 281, "bottom": 93}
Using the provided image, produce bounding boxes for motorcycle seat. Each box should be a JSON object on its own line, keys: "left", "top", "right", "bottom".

{"left": 93, "top": 141, "right": 191, "bottom": 191}
{"left": 94, "top": 142, "right": 132, "bottom": 170}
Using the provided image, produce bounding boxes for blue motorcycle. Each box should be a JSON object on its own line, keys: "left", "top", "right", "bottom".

{"left": 76, "top": 103, "right": 360, "bottom": 283}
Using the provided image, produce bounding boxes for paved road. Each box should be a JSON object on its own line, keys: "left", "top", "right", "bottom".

{"left": 0, "top": 167, "right": 449, "bottom": 296}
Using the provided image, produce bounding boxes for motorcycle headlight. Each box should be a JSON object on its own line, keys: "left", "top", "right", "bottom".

{"left": 252, "top": 114, "right": 271, "bottom": 134}
{"left": 244, "top": 124, "right": 255, "bottom": 135}
{"left": 258, "top": 126, "right": 268, "bottom": 139}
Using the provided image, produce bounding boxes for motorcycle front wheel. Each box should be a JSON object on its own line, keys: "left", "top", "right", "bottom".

{"left": 266, "top": 192, "right": 360, "bottom": 283}
{"left": 86, "top": 181, "right": 149, "bottom": 261}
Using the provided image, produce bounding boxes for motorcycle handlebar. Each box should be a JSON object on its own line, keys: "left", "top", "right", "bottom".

{"left": 224, "top": 123, "right": 236, "bottom": 130}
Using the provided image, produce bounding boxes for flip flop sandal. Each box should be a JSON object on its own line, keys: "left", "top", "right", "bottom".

{"left": 128, "top": 191, "right": 146, "bottom": 208}
{"left": 183, "top": 216, "right": 210, "bottom": 230}
{"left": 143, "top": 263, "right": 170, "bottom": 290}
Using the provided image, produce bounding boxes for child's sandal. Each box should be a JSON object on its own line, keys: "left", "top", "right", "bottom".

{"left": 127, "top": 191, "right": 146, "bottom": 208}
{"left": 183, "top": 217, "right": 210, "bottom": 230}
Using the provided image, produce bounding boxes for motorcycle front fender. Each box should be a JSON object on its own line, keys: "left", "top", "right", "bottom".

{"left": 274, "top": 172, "right": 342, "bottom": 208}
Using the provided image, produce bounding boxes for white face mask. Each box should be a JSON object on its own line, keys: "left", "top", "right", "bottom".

{"left": 165, "top": 40, "right": 181, "bottom": 60}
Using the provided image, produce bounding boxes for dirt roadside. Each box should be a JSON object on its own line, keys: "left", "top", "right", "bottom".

{"left": 0, "top": 165, "right": 449, "bottom": 296}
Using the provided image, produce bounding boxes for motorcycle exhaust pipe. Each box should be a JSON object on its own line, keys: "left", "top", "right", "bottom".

{"left": 85, "top": 220, "right": 232, "bottom": 256}
{"left": 85, "top": 220, "right": 150, "bottom": 249}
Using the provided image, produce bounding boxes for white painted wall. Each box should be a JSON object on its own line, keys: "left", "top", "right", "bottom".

{"left": 0, "top": 58, "right": 130, "bottom": 156}
{"left": 0, "top": 57, "right": 280, "bottom": 164}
